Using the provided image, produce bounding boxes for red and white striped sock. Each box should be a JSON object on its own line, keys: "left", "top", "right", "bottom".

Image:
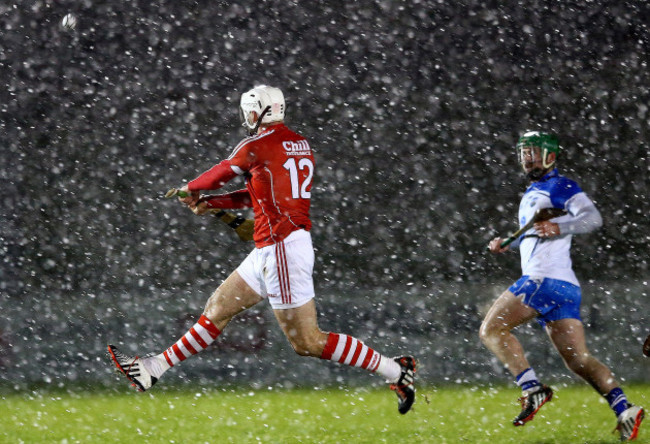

{"left": 319, "top": 332, "right": 401, "bottom": 381}
{"left": 162, "top": 315, "right": 221, "bottom": 367}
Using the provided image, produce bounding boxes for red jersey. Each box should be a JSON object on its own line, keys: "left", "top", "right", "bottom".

{"left": 188, "top": 123, "right": 314, "bottom": 247}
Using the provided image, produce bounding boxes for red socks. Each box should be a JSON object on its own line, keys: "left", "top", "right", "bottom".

{"left": 320, "top": 332, "right": 381, "bottom": 371}
{"left": 163, "top": 315, "right": 221, "bottom": 366}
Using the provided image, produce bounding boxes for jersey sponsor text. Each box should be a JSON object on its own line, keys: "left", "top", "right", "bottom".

{"left": 283, "top": 140, "right": 311, "bottom": 155}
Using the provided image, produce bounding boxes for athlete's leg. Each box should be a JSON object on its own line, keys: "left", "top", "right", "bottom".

{"left": 273, "top": 300, "right": 402, "bottom": 380}
{"left": 546, "top": 317, "right": 641, "bottom": 425}
{"left": 272, "top": 299, "right": 327, "bottom": 356}
{"left": 480, "top": 289, "right": 555, "bottom": 426}
{"left": 204, "top": 270, "right": 264, "bottom": 330}
{"left": 479, "top": 289, "right": 539, "bottom": 376}
{"left": 108, "top": 270, "right": 263, "bottom": 390}
{"left": 159, "top": 270, "right": 263, "bottom": 366}
{"left": 273, "top": 299, "right": 417, "bottom": 413}
{"left": 545, "top": 318, "right": 619, "bottom": 394}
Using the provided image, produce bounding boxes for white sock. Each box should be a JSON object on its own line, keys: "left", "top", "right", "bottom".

{"left": 516, "top": 367, "right": 541, "bottom": 392}
{"left": 142, "top": 354, "right": 171, "bottom": 379}
{"left": 375, "top": 356, "right": 402, "bottom": 383}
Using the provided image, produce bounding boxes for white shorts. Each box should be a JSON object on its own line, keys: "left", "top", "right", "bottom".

{"left": 236, "top": 229, "right": 315, "bottom": 310}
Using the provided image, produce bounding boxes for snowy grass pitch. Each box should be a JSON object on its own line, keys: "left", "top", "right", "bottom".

{"left": 3, "top": 384, "right": 649, "bottom": 443}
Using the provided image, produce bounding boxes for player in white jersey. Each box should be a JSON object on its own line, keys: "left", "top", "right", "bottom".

{"left": 480, "top": 132, "right": 644, "bottom": 441}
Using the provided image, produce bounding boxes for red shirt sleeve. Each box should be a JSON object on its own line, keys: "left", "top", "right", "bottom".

{"left": 187, "top": 159, "right": 239, "bottom": 191}
{"left": 228, "top": 137, "right": 258, "bottom": 172}
{"left": 203, "top": 189, "right": 253, "bottom": 209}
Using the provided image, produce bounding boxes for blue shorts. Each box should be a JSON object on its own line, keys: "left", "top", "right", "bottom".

{"left": 508, "top": 276, "right": 582, "bottom": 327}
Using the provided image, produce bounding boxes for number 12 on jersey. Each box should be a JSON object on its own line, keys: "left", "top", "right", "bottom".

{"left": 283, "top": 158, "right": 313, "bottom": 199}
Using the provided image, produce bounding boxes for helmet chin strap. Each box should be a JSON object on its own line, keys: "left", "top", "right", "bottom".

{"left": 249, "top": 106, "right": 271, "bottom": 135}
{"left": 542, "top": 149, "right": 556, "bottom": 169}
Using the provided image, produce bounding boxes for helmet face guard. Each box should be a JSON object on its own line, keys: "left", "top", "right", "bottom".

{"left": 516, "top": 131, "right": 560, "bottom": 179}
{"left": 239, "top": 85, "right": 285, "bottom": 135}
{"left": 239, "top": 104, "right": 270, "bottom": 135}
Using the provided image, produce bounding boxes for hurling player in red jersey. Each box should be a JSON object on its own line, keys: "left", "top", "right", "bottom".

{"left": 108, "top": 85, "right": 417, "bottom": 414}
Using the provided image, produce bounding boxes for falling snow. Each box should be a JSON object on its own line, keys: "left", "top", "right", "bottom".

{"left": 0, "top": 1, "right": 648, "bottom": 389}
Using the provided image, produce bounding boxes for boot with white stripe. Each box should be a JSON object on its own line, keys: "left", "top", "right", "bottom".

{"left": 390, "top": 356, "right": 417, "bottom": 414}
{"left": 107, "top": 344, "right": 158, "bottom": 392}
{"left": 513, "top": 384, "right": 553, "bottom": 426}
{"left": 615, "top": 405, "right": 644, "bottom": 442}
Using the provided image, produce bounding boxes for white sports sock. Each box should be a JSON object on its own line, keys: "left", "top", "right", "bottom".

{"left": 375, "top": 356, "right": 401, "bottom": 383}
{"left": 516, "top": 367, "right": 541, "bottom": 392}
{"left": 142, "top": 354, "right": 171, "bottom": 379}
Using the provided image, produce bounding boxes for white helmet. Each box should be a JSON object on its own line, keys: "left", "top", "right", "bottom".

{"left": 239, "top": 85, "right": 285, "bottom": 134}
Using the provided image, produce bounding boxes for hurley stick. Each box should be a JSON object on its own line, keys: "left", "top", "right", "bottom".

{"left": 165, "top": 188, "right": 254, "bottom": 242}
{"left": 497, "top": 207, "right": 567, "bottom": 249}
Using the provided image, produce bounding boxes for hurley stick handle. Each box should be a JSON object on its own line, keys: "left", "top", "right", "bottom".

{"left": 494, "top": 207, "right": 567, "bottom": 249}
{"left": 165, "top": 188, "right": 189, "bottom": 199}
{"left": 210, "top": 209, "right": 255, "bottom": 242}
{"left": 164, "top": 188, "right": 254, "bottom": 242}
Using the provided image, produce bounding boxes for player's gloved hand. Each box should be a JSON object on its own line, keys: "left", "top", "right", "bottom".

{"left": 534, "top": 221, "right": 560, "bottom": 238}
{"left": 488, "top": 237, "right": 510, "bottom": 254}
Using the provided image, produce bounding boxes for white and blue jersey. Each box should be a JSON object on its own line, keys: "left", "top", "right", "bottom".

{"left": 513, "top": 169, "right": 602, "bottom": 286}
{"left": 508, "top": 169, "right": 602, "bottom": 326}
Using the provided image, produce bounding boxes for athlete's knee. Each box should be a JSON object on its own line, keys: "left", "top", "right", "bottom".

{"left": 203, "top": 294, "right": 224, "bottom": 319}
{"left": 478, "top": 324, "right": 488, "bottom": 344}
{"left": 202, "top": 294, "right": 239, "bottom": 331}
{"left": 478, "top": 322, "right": 491, "bottom": 345}
{"left": 479, "top": 319, "right": 505, "bottom": 345}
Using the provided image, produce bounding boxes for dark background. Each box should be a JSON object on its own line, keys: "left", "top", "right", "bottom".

{"left": 0, "top": 0, "right": 648, "bottom": 388}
